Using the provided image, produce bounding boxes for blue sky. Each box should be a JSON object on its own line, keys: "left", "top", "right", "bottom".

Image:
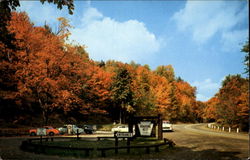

{"left": 18, "top": 0, "right": 249, "bottom": 101}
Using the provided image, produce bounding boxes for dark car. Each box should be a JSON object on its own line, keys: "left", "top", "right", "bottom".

{"left": 83, "top": 125, "right": 94, "bottom": 134}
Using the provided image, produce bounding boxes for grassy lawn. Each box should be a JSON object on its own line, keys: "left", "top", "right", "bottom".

{"left": 26, "top": 137, "right": 170, "bottom": 158}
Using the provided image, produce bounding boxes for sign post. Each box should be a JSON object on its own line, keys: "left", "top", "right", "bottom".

{"left": 76, "top": 129, "right": 80, "bottom": 140}
{"left": 127, "top": 138, "right": 130, "bottom": 153}
{"left": 37, "top": 128, "right": 46, "bottom": 144}
{"left": 114, "top": 132, "right": 133, "bottom": 154}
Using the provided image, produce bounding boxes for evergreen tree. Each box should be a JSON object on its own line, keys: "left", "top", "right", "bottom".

{"left": 111, "top": 66, "right": 133, "bottom": 123}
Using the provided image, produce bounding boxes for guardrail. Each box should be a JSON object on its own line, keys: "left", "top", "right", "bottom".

{"left": 207, "top": 123, "right": 241, "bottom": 133}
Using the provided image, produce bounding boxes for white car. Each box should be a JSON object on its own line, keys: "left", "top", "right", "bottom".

{"left": 162, "top": 120, "right": 173, "bottom": 131}
{"left": 111, "top": 125, "right": 129, "bottom": 133}
{"left": 111, "top": 125, "right": 135, "bottom": 133}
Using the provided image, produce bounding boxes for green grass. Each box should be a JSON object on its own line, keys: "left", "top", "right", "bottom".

{"left": 27, "top": 137, "right": 170, "bottom": 158}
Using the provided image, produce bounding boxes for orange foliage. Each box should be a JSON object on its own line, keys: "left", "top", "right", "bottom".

{"left": 6, "top": 11, "right": 247, "bottom": 126}
{"left": 204, "top": 97, "right": 219, "bottom": 120}
{"left": 204, "top": 75, "right": 249, "bottom": 130}
{"left": 174, "top": 81, "right": 197, "bottom": 121}
{"left": 1, "top": 12, "right": 112, "bottom": 124}
{"left": 152, "top": 76, "right": 171, "bottom": 113}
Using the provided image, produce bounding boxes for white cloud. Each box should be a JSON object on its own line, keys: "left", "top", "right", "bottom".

{"left": 221, "top": 29, "right": 249, "bottom": 52}
{"left": 192, "top": 78, "right": 221, "bottom": 101}
{"left": 17, "top": 2, "right": 161, "bottom": 63}
{"left": 172, "top": 1, "right": 248, "bottom": 44}
{"left": 70, "top": 7, "right": 161, "bottom": 62}
{"left": 81, "top": 7, "right": 103, "bottom": 25}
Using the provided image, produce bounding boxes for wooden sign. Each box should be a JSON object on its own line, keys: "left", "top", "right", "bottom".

{"left": 138, "top": 121, "right": 153, "bottom": 136}
{"left": 115, "top": 132, "right": 133, "bottom": 138}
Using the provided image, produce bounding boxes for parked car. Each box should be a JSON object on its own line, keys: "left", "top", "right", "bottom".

{"left": 29, "top": 126, "right": 59, "bottom": 136}
{"left": 162, "top": 120, "right": 173, "bottom": 132}
{"left": 111, "top": 125, "right": 128, "bottom": 133}
{"left": 57, "top": 124, "right": 84, "bottom": 135}
{"left": 82, "top": 125, "right": 94, "bottom": 134}
{"left": 57, "top": 125, "right": 68, "bottom": 135}
{"left": 111, "top": 125, "right": 135, "bottom": 133}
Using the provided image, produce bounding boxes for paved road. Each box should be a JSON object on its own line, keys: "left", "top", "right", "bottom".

{"left": 163, "top": 123, "right": 249, "bottom": 160}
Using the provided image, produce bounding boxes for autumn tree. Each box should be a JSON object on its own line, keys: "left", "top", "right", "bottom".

{"left": 215, "top": 74, "right": 249, "bottom": 130}
{"left": 0, "top": 0, "right": 74, "bottom": 73}
{"left": 167, "top": 86, "right": 180, "bottom": 122}
{"left": 155, "top": 65, "right": 175, "bottom": 82}
{"left": 203, "top": 97, "right": 219, "bottom": 122}
{"left": 175, "top": 80, "right": 197, "bottom": 122}
{"left": 0, "top": 0, "right": 21, "bottom": 54}
{"left": 0, "top": 0, "right": 75, "bottom": 125}
{"left": 6, "top": 12, "right": 76, "bottom": 124}
{"left": 0, "top": 12, "right": 32, "bottom": 124}
{"left": 81, "top": 64, "right": 112, "bottom": 118}
{"left": 0, "top": 12, "right": 108, "bottom": 125}
{"left": 151, "top": 75, "right": 172, "bottom": 119}
{"left": 152, "top": 65, "right": 181, "bottom": 121}
{"left": 194, "top": 101, "right": 206, "bottom": 122}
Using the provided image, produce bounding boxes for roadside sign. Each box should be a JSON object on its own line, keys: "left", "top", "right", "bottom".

{"left": 115, "top": 132, "right": 133, "bottom": 137}
{"left": 37, "top": 128, "right": 46, "bottom": 136}
{"left": 138, "top": 121, "right": 153, "bottom": 136}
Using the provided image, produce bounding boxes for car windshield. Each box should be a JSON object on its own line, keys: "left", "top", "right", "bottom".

{"left": 84, "top": 126, "right": 91, "bottom": 128}
{"left": 44, "top": 126, "right": 53, "bottom": 129}
{"left": 119, "top": 126, "right": 127, "bottom": 128}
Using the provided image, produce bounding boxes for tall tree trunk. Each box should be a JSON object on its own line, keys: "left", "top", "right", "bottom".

{"left": 42, "top": 109, "right": 48, "bottom": 125}
{"left": 44, "top": 108, "right": 49, "bottom": 125}
{"left": 39, "top": 98, "right": 49, "bottom": 125}
{"left": 119, "top": 102, "right": 124, "bottom": 124}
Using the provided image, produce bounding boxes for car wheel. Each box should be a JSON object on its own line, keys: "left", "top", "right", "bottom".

{"left": 49, "top": 132, "right": 54, "bottom": 136}
{"left": 30, "top": 132, "right": 36, "bottom": 136}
